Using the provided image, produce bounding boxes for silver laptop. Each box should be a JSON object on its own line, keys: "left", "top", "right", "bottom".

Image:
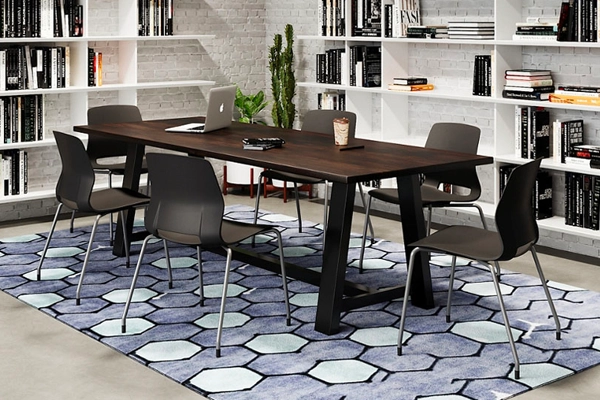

{"left": 165, "top": 85, "right": 236, "bottom": 133}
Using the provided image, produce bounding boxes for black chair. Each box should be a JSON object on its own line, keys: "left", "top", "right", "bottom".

{"left": 121, "top": 153, "right": 291, "bottom": 357}
{"left": 397, "top": 159, "right": 561, "bottom": 380}
{"left": 69, "top": 105, "right": 149, "bottom": 245}
{"left": 358, "top": 122, "right": 486, "bottom": 272}
{"left": 253, "top": 109, "right": 373, "bottom": 242}
{"left": 36, "top": 131, "right": 150, "bottom": 305}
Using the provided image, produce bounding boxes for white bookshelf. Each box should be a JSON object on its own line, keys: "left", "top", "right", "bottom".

{"left": 298, "top": 0, "right": 600, "bottom": 246}
{"left": 0, "top": 0, "right": 215, "bottom": 203}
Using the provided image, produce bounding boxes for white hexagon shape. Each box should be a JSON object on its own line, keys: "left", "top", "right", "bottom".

{"left": 349, "top": 258, "right": 394, "bottom": 270}
{"left": 309, "top": 359, "right": 377, "bottom": 384}
{"left": 350, "top": 326, "right": 400, "bottom": 347}
{"left": 37, "top": 247, "right": 83, "bottom": 258}
{"left": 203, "top": 283, "right": 247, "bottom": 298}
{"left": 18, "top": 293, "right": 63, "bottom": 308}
{"left": 2, "top": 234, "right": 41, "bottom": 243}
{"left": 260, "top": 213, "right": 297, "bottom": 223}
{"left": 24, "top": 268, "right": 74, "bottom": 281}
{"left": 421, "top": 396, "right": 472, "bottom": 400}
{"left": 548, "top": 281, "right": 585, "bottom": 292}
{"left": 246, "top": 333, "right": 308, "bottom": 354}
{"left": 195, "top": 312, "right": 250, "bottom": 329}
{"left": 429, "top": 255, "right": 472, "bottom": 267}
{"left": 102, "top": 288, "right": 158, "bottom": 304}
{"left": 282, "top": 246, "right": 317, "bottom": 258}
{"left": 462, "top": 281, "right": 514, "bottom": 297}
{"left": 290, "top": 293, "right": 318, "bottom": 307}
{"left": 240, "top": 234, "right": 273, "bottom": 245}
{"left": 92, "top": 318, "right": 154, "bottom": 336}
{"left": 508, "top": 362, "right": 573, "bottom": 386}
{"left": 190, "top": 367, "right": 261, "bottom": 393}
{"left": 153, "top": 256, "right": 198, "bottom": 269}
{"left": 594, "top": 338, "right": 600, "bottom": 351}
{"left": 452, "top": 321, "right": 522, "bottom": 344}
{"left": 135, "top": 340, "right": 202, "bottom": 362}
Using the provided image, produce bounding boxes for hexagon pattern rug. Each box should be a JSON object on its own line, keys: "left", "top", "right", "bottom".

{"left": 1, "top": 204, "right": 600, "bottom": 400}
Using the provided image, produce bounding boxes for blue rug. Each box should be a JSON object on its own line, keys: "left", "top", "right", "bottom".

{"left": 1, "top": 204, "right": 600, "bottom": 399}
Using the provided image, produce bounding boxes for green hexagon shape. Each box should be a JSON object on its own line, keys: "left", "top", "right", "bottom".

{"left": 282, "top": 246, "right": 317, "bottom": 258}
{"left": 429, "top": 255, "right": 471, "bottom": 267}
{"left": 194, "top": 312, "right": 250, "bottom": 329}
{"left": 309, "top": 359, "right": 377, "bottom": 384}
{"left": 350, "top": 326, "right": 401, "bottom": 347}
{"left": 102, "top": 288, "right": 158, "bottom": 304}
{"left": 23, "top": 268, "right": 74, "bottom": 281}
{"left": 38, "top": 247, "right": 83, "bottom": 258}
{"left": 190, "top": 367, "right": 262, "bottom": 393}
{"left": 290, "top": 293, "right": 318, "bottom": 307}
{"left": 508, "top": 362, "right": 573, "bottom": 386}
{"left": 153, "top": 256, "right": 198, "bottom": 269}
{"left": 92, "top": 318, "right": 154, "bottom": 337}
{"left": 349, "top": 258, "right": 394, "bottom": 270}
{"left": 452, "top": 321, "right": 522, "bottom": 344}
{"left": 462, "top": 281, "right": 514, "bottom": 297}
{"left": 260, "top": 213, "right": 297, "bottom": 223}
{"left": 421, "top": 395, "right": 472, "bottom": 400}
{"left": 203, "top": 283, "right": 247, "bottom": 298}
{"left": 246, "top": 333, "right": 308, "bottom": 354}
{"left": 594, "top": 338, "right": 600, "bottom": 351}
{"left": 18, "top": 293, "right": 63, "bottom": 308}
{"left": 135, "top": 340, "right": 202, "bottom": 362}
{"left": 239, "top": 234, "right": 274, "bottom": 245}
{"left": 2, "top": 234, "right": 41, "bottom": 243}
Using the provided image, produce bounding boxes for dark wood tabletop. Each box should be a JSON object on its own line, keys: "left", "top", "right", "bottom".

{"left": 74, "top": 117, "right": 493, "bottom": 183}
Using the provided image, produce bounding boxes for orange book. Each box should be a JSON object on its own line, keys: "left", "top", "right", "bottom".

{"left": 388, "top": 83, "right": 435, "bottom": 91}
{"left": 549, "top": 93, "right": 600, "bottom": 106}
{"left": 94, "top": 52, "right": 103, "bottom": 86}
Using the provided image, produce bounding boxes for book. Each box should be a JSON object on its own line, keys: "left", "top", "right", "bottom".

{"left": 388, "top": 83, "right": 434, "bottom": 91}
{"left": 505, "top": 69, "right": 552, "bottom": 76}
{"left": 392, "top": 0, "right": 421, "bottom": 37}
{"left": 556, "top": 85, "right": 600, "bottom": 93}
{"left": 447, "top": 21, "right": 495, "bottom": 28}
{"left": 512, "top": 34, "right": 557, "bottom": 41}
{"left": 554, "top": 89, "right": 600, "bottom": 97}
{"left": 502, "top": 90, "right": 551, "bottom": 100}
{"left": 549, "top": 93, "right": 600, "bottom": 106}
{"left": 242, "top": 137, "right": 285, "bottom": 147}
{"left": 393, "top": 77, "right": 427, "bottom": 85}
{"left": 531, "top": 107, "right": 550, "bottom": 159}
{"left": 503, "top": 85, "right": 555, "bottom": 93}
{"left": 504, "top": 79, "right": 554, "bottom": 87}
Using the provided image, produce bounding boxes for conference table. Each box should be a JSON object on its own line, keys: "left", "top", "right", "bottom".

{"left": 73, "top": 117, "right": 493, "bottom": 335}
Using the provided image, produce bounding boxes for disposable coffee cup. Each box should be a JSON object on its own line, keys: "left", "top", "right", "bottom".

{"left": 333, "top": 117, "right": 349, "bottom": 146}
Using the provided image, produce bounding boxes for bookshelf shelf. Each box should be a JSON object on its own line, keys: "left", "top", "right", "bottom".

{"left": 300, "top": 0, "right": 600, "bottom": 249}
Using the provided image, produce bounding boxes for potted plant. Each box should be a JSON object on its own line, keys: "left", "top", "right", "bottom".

{"left": 234, "top": 87, "right": 270, "bottom": 124}
{"left": 269, "top": 24, "right": 296, "bottom": 129}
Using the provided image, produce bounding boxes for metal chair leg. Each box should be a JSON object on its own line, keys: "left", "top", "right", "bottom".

{"left": 426, "top": 205, "right": 433, "bottom": 235}
{"left": 530, "top": 246, "right": 561, "bottom": 340}
{"left": 119, "top": 210, "right": 130, "bottom": 268}
{"left": 36, "top": 204, "right": 64, "bottom": 280}
{"left": 488, "top": 262, "right": 521, "bottom": 379}
{"left": 271, "top": 228, "right": 291, "bottom": 325}
{"left": 322, "top": 181, "right": 329, "bottom": 248}
{"left": 75, "top": 214, "right": 103, "bottom": 305}
{"left": 358, "top": 196, "right": 373, "bottom": 274}
{"left": 358, "top": 184, "right": 375, "bottom": 241}
{"left": 163, "top": 239, "right": 173, "bottom": 289}
{"left": 121, "top": 235, "right": 153, "bottom": 333}
{"left": 397, "top": 247, "right": 422, "bottom": 355}
{"left": 252, "top": 172, "right": 265, "bottom": 247}
{"left": 293, "top": 182, "right": 302, "bottom": 232}
{"left": 69, "top": 210, "right": 75, "bottom": 233}
{"left": 216, "top": 247, "right": 234, "bottom": 358}
{"left": 446, "top": 255, "right": 457, "bottom": 323}
{"left": 197, "top": 247, "right": 204, "bottom": 306}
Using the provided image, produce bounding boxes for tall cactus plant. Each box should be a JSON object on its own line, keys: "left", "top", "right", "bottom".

{"left": 269, "top": 24, "right": 296, "bottom": 129}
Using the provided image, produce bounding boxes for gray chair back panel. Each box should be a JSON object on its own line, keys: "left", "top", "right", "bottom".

{"left": 86, "top": 105, "right": 143, "bottom": 160}
{"left": 301, "top": 110, "right": 357, "bottom": 138}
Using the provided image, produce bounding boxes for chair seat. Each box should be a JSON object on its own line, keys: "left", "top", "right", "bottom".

{"left": 90, "top": 158, "right": 149, "bottom": 176}
{"left": 411, "top": 225, "right": 504, "bottom": 261}
{"left": 368, "top": 186, "right": 478, "bottom": 207}
{"left": 156, "top": 220, "right": 275, "bottom": 247}
{"left": 261, "top": 169, "right": 324, "bottom": 185}
{"left": 88, "top": 188, "right": 150, "bottom": 213}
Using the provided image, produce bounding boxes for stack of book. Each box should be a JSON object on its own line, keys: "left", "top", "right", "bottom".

{"left": 514, "top": 106, "right": 551, "bottom": 159}
{"left": 138, "top": 0, "right": 174, "bottom": 36}
{"left": 88, "top": 48, "right": 103, "bottom": 87}
{"left": 513, "top": 18, "right": 558, "bottom": 41}
{"left": 550, "top": 86, "right": 600, "bottom": 106}
{"left": 472, "top": 55, "right": 492, "bottom": 96}
{"left": 349, "top": 45, "right": 381, "bottom": 88}
{"left": 566, "top": 144, "right": 600, "bottom": 168}
{"left": 316, "top": 48, "right": 347, "bottom": 85}
{"left": 318, "top": 0, "right": 346, "bottom": 36}
{"left": 406, "top": 25, "right": 448, "bottom": 39}
{"left": 502, "top": 69, "right": 554, "bottom": 101}
{"left": 317, "top": 91, "right": 346, "bottom": 110}
{"left": 556, "top": 0, "right": 598, "bottom": 42}
{"left": 242, "top": 138, "right": 285, "bottom": 151}
{"left": 351, "top": 0, "right": 381, "bottom": 37}
{"left": 564, "top": 172, "right": 600, "bottom": 230}
{"left": 1, "top": 150, "right": 28, "bottom": 197}
{"left": 388, "top": 77, "right": 433, "bottom": 92}
{"left": 447, "top": 21, "right": 495, "bottom": 40}
{"left": 554, "top": 118, "right": 584, "bottom": 164}
{"left": 1, "top": 0, "right": 84, "bottom": 38}
{"left": 383, "top": 0, "right": 421, "bottom": 38}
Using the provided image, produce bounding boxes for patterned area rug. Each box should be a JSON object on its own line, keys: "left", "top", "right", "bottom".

{"left": 1, "top": 204, "right": 600, "bottom": 400}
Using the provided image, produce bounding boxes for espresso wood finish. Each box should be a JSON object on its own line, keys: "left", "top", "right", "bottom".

{"left": 74, "top": 118, "right": 493, "bottom": 335}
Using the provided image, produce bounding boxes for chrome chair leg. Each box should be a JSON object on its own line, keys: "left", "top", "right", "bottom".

{"left": 397, "top": 247, "right": 421, "bottom": 355}
{"left": 36, "top": 204, "right": 64, "bottom": 280}
{"left": 530, "top": 246, "right": 561, "bottom": 340}
{"left": 163, "top": 239, "right": 173, "bottom": 289}
{"left": 119, "top": 210, "right": 131, "bottom": 268}
{"left": 216, "top": 247, "right": 234, "bottom": 358}
{"left": 293, "top": 182, "right": 302, "bottom": 233}
{"left": 108, "top": 173, "right": 114, "bottom": 246}
{"left": 197, "top": 247, "right": 204, "bottom": 306}
{"left": 358, "top": 196, "right": 373, "bottom": 274}
{"left": 121, "top": 234, "right": 153, "bottom": 333}
{"left": 252, "top": 172, "right": 265, "bottom": 247}
{"left": 75, "top": 214, "right": 103, "bottom": 305}
{"left": 358, "top": 184, "right": 375, "bottom": 240}
{"left": 69, "top": 210, "right": 75, "bottom": 233}
{"left": 446, "top": 255, "right": 457, "bottom": 323}
{"left": 426, "top": 205, "right": 433, "bottom": 235}
{"left": 271, "top": 228, "right": 291, "bottom": 325}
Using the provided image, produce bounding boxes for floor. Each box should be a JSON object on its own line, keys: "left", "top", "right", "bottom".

{"left": 1, "top": 192, "right": 599, "bottom": 399}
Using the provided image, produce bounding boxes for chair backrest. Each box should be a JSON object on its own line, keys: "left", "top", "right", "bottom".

{"left": 145, "top": 153, "right": 225, "bottom": 247}
{"left": 86, "top": 105, "right": 142, "bottom": 160}
{"left": 423, "top": 122, "right": 482, "bottom": 199}
{"left": 495, "top": 158, "right": 541, "bottom": 260}
{"left": 301, "top": 110, "right": 357, "bottom": 138}
{"left": 53, "top": 131, "right": 96, "bottom": 213}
